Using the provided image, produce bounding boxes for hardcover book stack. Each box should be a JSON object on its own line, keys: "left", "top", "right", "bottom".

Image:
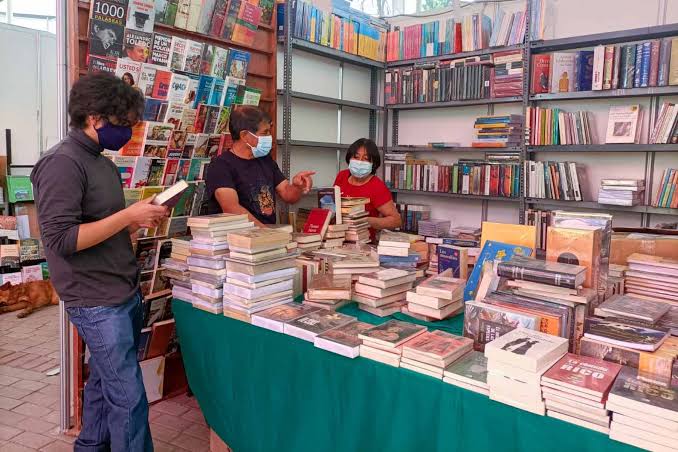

{"left": 541, "top": 353, "right": 622, "bottom": 433}
{"left": 283, "top": 309, "right": 355, "bottom": 342}
{"left": 417, "top": 219, "right": 450, "bottom": 238}
{"left": 485, "top": 328, "right": 569, "bottom": 415}
{"left": 293, "top": 232, "right": 322, "bottom": 251}
{"left": 491, "top": 50, "right": 524, "bottom": 98}
{"left": 472, "top": 115, "right": 523, "bottom": 148}
{"left": 223, "top": 228, "right": 297, "bottom": 322}
{"left": 624, "top": 253, "right": 678, "bottom": 304}
{"left": 321, "top": 224, "right": 348, "bottom": 249}
{"left": 341, "top": 197, "right": 370, "bottom": 244}
{"left": 598, "top": 179, "right": 645, "bottom": 206}
{"left": 405, "top": 269, "right": 464, "bottom": 321}
{"left": 353, "top": 268, "right": 415, "bottom": 317}
{"left": 607, "top": 366, "right": 678, "bottom": 451}
{"left": 524, "top": 160, "right": 585, "bottom": 201}
{"left": 400, "top": 330, "right": 473, "bottom": 379}
{"left": 358, "top": 320, "right": 427, "bottom": 367}
{"left": 525, "top": 107, "right": 595, "bottom": 145}
{"left": 303, "top": 273, "right": 352, "bottom": 310}
{"left": 443, "top": 350, "right": 490, "bottom": 396}
{"left": 313, "top": 320, "right": 374, "bottom": 358}
{"left": 652, "top": 167, "right": 678, "bottom": 208}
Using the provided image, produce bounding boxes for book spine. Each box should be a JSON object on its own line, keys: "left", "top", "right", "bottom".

{"left": 634, "top": 43, "right": 643, "bottom": 88}
{"left": 496, "top": 262, "right": 579, "bottom": 289}
{"left": 591, "top": 46, "right": 604, "bottom": 90}
{"left": 640, "top": 41, "right": 651, "bottom": 87}
{"left": 658, "top": 38, "right": 672, "bottom": 86}
{"left": 602, "top": 45, "right": 613, "bottom": 89}
{"left": 622, "top": 44, "right": 636, "bottom": 89}
{"left": 649, "top": 39, "right": 660, "bottom": 87}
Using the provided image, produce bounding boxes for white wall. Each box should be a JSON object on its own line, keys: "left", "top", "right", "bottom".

{"left": 0, "top": 23, "right": 57, "bottom": 170}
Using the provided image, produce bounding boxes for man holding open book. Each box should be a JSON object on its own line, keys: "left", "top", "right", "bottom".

{"left": 31, "top": 73, "right": 168, "bottom": 452}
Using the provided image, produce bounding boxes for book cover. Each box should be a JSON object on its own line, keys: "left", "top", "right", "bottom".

{"left": 497, "top": 255, "right": 587, "bottom": 289}
{"left": 173, "top": 0, "right": 191, "bottom": 28}
{"left": 546, "top": 226, "right": 601, "bottom": 290}
{"left": 416, "top": 269, "right": 464, "bottom": 299}
{"left": 208, "top": 0, "right": 229, "bottom": 36}
{"left": 531, "top": 54, "right": 550, "bottom": 94}
{"left": 605, "top": 105, "right": 640, "bottom": 144}
{"left": 122, "top": 28, "right": 152, "bottom": 63}
{"left": 169, "top": 36, "right": 187, "bottom": 72}
{"left": 89, "top": 18, "right": 124, "bottom": 59}
{"left": 595, "top": 294, "right": 670, "bottom": 324}
{"left": 126, "top": 0, "right": 155, "bottom": 33}
{"left": 115, "top": 58, "right": 142, "bottom": 87}
{"left": 91, "top": 0, "right": 128, "bottom": 27}
{"left": 149, "top": 32, "right": 171, "bottom": 67}
{"left": 285, "top": 310, "right": 354, "bottom": 338}
{"left": 315, "top": 320, "right": 373, "bottom": 348}
{"left": 183, "top": 40, "right": 204, "bottom": 74}
{"left": 196, "top": 0, "right": 217, "bottom": 34}
{"left": 402, "top": 330, "right": 472, "bottom": 360}
{"left": 137, "top": 63, "right": 158, "bottom": 97}
{"left": 480, "top": 222, "right": 536, "bottom": 250}
{"left": 484, "top": 327, "right": 569, "bottom": 372}
{"left": 225, "top": 49, "right": 251, "bottom": 81}
{"left": 151, "top": 69, "right": 172, "bottom": 100}
{"left": 437, "top": 245, "right": 468, "bottom": 279}
{"left": 358, "top": 319, "right": 427, "bottom": 348}
{"left": 463, "top": 300, "right": 541, "bottom": 351}
{"left": 210, "top": 46, "right": 230, "bottom": 79}
{"left": 230, "top": 1, "right": 262, "bottom": 46}
{"left": 146, "top": 159, "right": 166, "bottom": 186}
{"left": 88, "top": 55, "right": 117, "bottom": 74}
{"left": 550, "top": 52, "right": 575, "bottom": 93}
{"left": 542, "top": 353, "right": 622, "bottom": 398}
{"left": 575, "top": 50, "right": 594, "bottom": 91}
{"left": 584, "top": 318, "right": 669, "bottom": 351}
{"left": 464, "top": 240, "right": 533, "bottom": 301}
{"left": 302, "top": 208, "right": 332, "bottom": 237}
{"left": 608, "top": 366, "right": 678, "bottom": 419}
{"left": 444, "top": 350, "right": 488, "bottom": 385}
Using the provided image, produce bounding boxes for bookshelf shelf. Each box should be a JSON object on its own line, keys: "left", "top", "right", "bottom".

{"left": 290, "top": 38, "right": 385, "bottom": 68}
{"left": 154, "top": 23, "right": 274, "bottom": 56}
{"left": 385, "top": 44, "right": 524, "bottom": 68}
{"left": 387, "top": 96, "right": 523, "bottom": 111}
{"left": 529, "top": 85, "right": 678, "bottom": 101}
{"left": 276, "top": 139, "right": 351, "bottom": 149}
{"left": 387, "top": 146, "right": 521, "bottom": 153}
{"left": 525, "top": 198, "right": 678, "bottom": 215}
{"left": 392, "top": 189, "right": 521, "bottom": 202}
{"left": 276, "top": 89, "right": 384, "bottom": 110}
{"left": 530, "top": 23, "right": 678, "bottom": 53}
{"left": 527, "top": 144, "right": 678, "bottom": 153}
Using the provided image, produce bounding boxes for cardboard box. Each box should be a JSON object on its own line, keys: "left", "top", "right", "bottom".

{"left": 610, "top": 228, "right": 678, "bottom": 265}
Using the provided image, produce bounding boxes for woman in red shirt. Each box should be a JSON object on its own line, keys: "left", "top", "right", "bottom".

{"left": 333, "top": 138, "right": 401, "bottom": 241}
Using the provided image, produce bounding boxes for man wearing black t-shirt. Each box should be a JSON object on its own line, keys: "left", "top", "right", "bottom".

{"left": 205, "top": 106, "right": 313, "bottom": 225}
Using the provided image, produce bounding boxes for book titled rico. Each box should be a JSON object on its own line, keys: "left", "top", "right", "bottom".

{"left": 302, "top": 208, "right": 332, "bottom": 238}
{"left": 541, "top": 353, "right": 622, "bottom": 400}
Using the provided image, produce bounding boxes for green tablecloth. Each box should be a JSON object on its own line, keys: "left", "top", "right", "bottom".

{"left": 172, "top": 299, "right": 639, "bottom": 452}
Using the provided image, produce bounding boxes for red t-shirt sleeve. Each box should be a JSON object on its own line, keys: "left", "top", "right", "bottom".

{"left": 333, "top": 169, "right": 348, "bottom": 187}
{"left": 369, "top": 176, "right": 392, "bottom": 209}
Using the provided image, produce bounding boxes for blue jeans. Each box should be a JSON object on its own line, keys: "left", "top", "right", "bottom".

{"left": 66, "top": 291, "right": 153, "bottom": 452}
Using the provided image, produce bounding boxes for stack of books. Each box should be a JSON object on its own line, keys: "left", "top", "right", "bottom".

{"left": 625, "top": 253, "right": 678, "bottom": 304}
{"left": 443, "top": 350, "right": 490, "bottom": 396}
{"left": 598, "top": 179, "right": 645, "bottom": 206}
{"left": 541, "top": 353, "right": 622, "bottom": 433}
{"left": 322, "top": 224, "right": 348, "bottom": 249}
{"left": 164, "top": 237, "right": 191, "bottom": 297}
{"left": 188, "top": 213, "right": 253, "bottom": 259}
{"left": 607, "top": 366, "right": 678, "bottom": 451}
{"left": 188, "top": 254, "right": 227, "bottom": 314}
{"left": 329, "top": 254, "right": 379, "bottom": 279}
{"left": 283, "top": 309, "right": 355, "bottom": 342}
{"left": 485, "top": 328, "right": 569, "bottom": 415}
{"left": 353, "top": 268, "right": 415, "bottom": 316}
{"left": 472, "top": 115, "right": 523, "bottom": 148}
{"left": 405, "top": 269, "right": 464, "bottom": 320}
{"left": 303, "top": 273, "right": 352, "bottom": 310}
{"left": 251, "top": 302, "right": 319, "bottom": 333}
{"left": 293, "top": 232, "right": 322, "bottom": 251}
{"left": 377, "top": 232, "right": 420, "bottom": 269}
{"left": 400, "top": 330, "right": 473, "bottom": 379}
{"left": 358, "top": 320, "right": 427, "bottom": 367}
{"left": 342, "top": 197, "right": 370, "bottom": 243}
{"left": 492, "top": 50, "right": 524, "bottom": 98}
{"left": 313, "top": 320, "right": 374, "bottom": 359}
{"left": 417, "top": 219, "right": 450, "bottom": 238}
{"left": 169, "top": 236, "right": 191, "bottom": 262}
{"left": 223, "top": 228, "right": 297, "bottom": 322}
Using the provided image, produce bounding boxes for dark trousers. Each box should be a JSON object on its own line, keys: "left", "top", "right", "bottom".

{"left": 66, "top": 291, "right": 153, "bottom": 452}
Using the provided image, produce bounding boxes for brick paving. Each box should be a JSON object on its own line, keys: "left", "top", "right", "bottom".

{"left": 0, "top": 306, "right": 213, "bottom": 451}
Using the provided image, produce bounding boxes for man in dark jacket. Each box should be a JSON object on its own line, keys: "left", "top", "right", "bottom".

{"left": 31, "top": 73, "right": 168, "bottom": 452}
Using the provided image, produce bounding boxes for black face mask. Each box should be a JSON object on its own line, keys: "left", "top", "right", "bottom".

{"left": 95, "top": 122, "right": 133, "bottom": 150}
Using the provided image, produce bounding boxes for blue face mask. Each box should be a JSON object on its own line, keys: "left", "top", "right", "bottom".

{"left": 248, "top": 132, "right": 273, "bottom": 158}
{"left": 349, "top": 159, "right": 373, "bottom": 178}
{"left": 95, "top": 122, "right": 133, "bottom": 151}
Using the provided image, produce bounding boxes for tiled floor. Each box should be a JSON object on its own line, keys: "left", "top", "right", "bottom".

{"left": 0, "top": 305, "right": 212, "bottom": 451}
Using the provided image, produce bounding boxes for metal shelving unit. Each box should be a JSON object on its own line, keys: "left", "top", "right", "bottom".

{"left": 387, "top": 96, "right": 523, "bottom": 111}
{"left": 386, "top": 44, "right": 524, "bottom": 68}
{"left": 525, "top": 198, "right": 678, "bottom": 216}
{"left": 277, "top": 139, "right": 351, "bottom": 149}
{"left": 392, "top": 189, "right": 521, "bottom": 202}
{"left": 276, "top": 89, "right": 384, "bottom": 110}
{"left": 528, "top": 144, "right": 678, "bottom": 153}
{"left": 387, "top": 146, "right": 521, "bottom": 153}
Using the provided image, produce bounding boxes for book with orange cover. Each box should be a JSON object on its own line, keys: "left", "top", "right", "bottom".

{"left": 415, "top": 269, "right": 464, "bottom": 300}
{"left": 302, "top": 208, "right": 332, "bottom": 238}
{"left": 627, "top": 253, "right": 678, "bottom": 271}
{"left": 230, "top": 0, "right": 262, "bottom": 46}
{"left": 402, "top": 330, "right": 473, "bottom": 367}
{"left": 307, "top": 274, "right": 352, "bottom": 300}
{"left": 546, "top": 226, "right": 602, "bottom": 290}
{"left": 480, "top": 221, "right": 536, "bottom": 250}
{"left": 120, "top": 122, "right": 147, "bottom": 156}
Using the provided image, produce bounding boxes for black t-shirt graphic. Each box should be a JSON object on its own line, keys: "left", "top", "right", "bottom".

{"left": 205, "top": 150, "right": 286, "bottom": 224}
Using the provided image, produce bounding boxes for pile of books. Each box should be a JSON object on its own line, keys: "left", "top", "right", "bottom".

{"left": 342, "top": 197, "right": 370, "bottom": 244}
{"left": 426, "top": 229, "right": 480, "bottom": 275}
{"left": 436, "top": 243, "right": 469, "bottom": 278}
{"left": 405, "top": 270, "right": 464, "bottom": 321}
{"left": 251, "top": 302, "right": 319, "bottom": 333}
{"left": 188, "top": 253, "right": 226, "bottom": 314}
{"left": 417, "top": 219, "right": 450, "bottom": 238}
{"left": 358, "top": 320, "right": 427, "bottom": 367}
{"left": 223, "top": 228, "right": 297, "bottom": 322}
{"left": 283, "top": 308, "right": 355, "bottom": 343}
{"left": 471, "top": 115, "right": 524, "bottom": 148}
{"left": 293, "top": 232, "right": 322, "bottom": 251}
{"left": 607, "top": 367, "right": 678, "bottom": 451}
{"left": 400, "top": 330, "right": 473, "bottom": 379}
{"left": 303, "top": 273, "right": 352, "bottom": 310}
{"left": 165, "top": 236, "right": 191, "bottom": 300}
{"left": 541, "top": 353, "right": 621, "bottom": 433}
{"left": 624, "top": 253, "right": 678, "bottom": 304}
{"left": 491, "top": 50, "right": 524, "bottom": 98}
{"left": 353, "top": 268, "right": 415, "bottom": 317}
{"left": 377, "top": 232, "right": 419, "bottom": 269}
{"left": 329, "top": 254, "right": 379, "bottom": 279}
{"left": 525, "top": 107, "right": 595, "bottom": 145}
{"left": 312, "top": 320, "right": 374, "bottom": 358}
{"left": 524, "top": 160, "right": 584, "bottom": 201}
{"left": 652, "top": 167, "right": 678, "bottom": 208}
{"left": 322, "top": 224, "right": 348, "bottom": 249}
{"left": 442, "top": 350, "right": 489, "bottom": 396}
{"left": 485, "top": 328, "right": 569, "bottom": 415}
{"left": 598, "top": 179, "right": 644, "bottom": 206}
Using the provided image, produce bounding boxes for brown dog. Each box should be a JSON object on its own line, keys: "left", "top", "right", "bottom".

{"left": 0, "top": 280, "right": 60, "bottom": 318}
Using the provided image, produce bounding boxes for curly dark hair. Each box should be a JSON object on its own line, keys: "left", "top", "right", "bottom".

{"left": 345, "top": 138, "right": 380, "bottom": 174}
{"left": 229, "top": 105, "right": 271, "bottom": 139}
{"left": 68, "top": 73, "right": 145, "bottom": 129}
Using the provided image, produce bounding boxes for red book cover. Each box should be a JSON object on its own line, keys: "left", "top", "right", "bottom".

{"left": 162, "top": 159, "right": 179, "bottom": 185}
{"left": 454, "top": 23, "right": 462, "bottom": 53}
{"left": 302, "top": 208, "right": 332, "bottom": 237}
{"left": 531, "top": 54, "right": 551, "bottom": 94}
{"left": 649, "top": 39, "right": 660, "bottom": 87}
{"left": 151, "top": 69, "right": 172, "bottom": 100}
{"left": 503, "top": 165, "right": 511, "bottom": 197}
{"left": 209, "top": 0, "right": 229, "bottom": 37}
{"left": 542, "top": 353, "right": 622, "bottom": 399}
{"left": 193, "top": 104, "right": 209, "bottom": 134}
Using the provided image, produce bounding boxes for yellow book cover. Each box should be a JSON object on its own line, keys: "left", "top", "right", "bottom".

{"left": 546, "top": 226, "right": 601, "bottom": 290}
{"left": 480, "top": 222, "right": 536, "bottom": 250}
{"left": 669, "top": 37, "right": 678, "bottom": 85}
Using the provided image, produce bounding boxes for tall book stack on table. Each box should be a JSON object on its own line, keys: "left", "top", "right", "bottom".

{"left": 443, "top": 350, "right": 490, "bottom": 396}
{"left": 341, "top": 197, "right": 370, "bottom": 244}
{"left": 313, "top": 320, "right": 375, "bottom": 359}
{"left": 597, "top": 179, "right": 645, "bottom": 207}
{"left": 624, "top": 253, "right": 678, "bottom": 304}
{"left": 399, "top": 330, "right": 473, "bottom": 379}
{"left": 323, "top": 224, "right": 348, "bottom": 249}
{"left": 485, "top": 328, "right": 569, "bottom": 415}
{"left": 607, "top": 366, "right": 678, "bottom": 451}
{"left": 303, "top": 273, "right": 352, "bottom": 311}
{"left": 353, "top": 268, "right": 415, "bottom": 317}
{"left": 405, "top": 269, "right": 464, "bottom": 321}
{"left": 541, "top": 353, "right": 622, "bottom": 433}
{"left": 358, "top": 320, "right": 427, "bottom": 367}
{"left": 223, "top": 228, "right": 297, "bottom": 322}
{"left": 187, "top": 253, "right": 227, "bottom": 314}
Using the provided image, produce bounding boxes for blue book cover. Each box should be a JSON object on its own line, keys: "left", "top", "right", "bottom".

{"left": 194, "top": 75, "right": 215, "bottom": 108}
{"left": 379, "top": 253, "right": 420, "bottom": 264}
{"left": 225, "top": 49, "right": 251, "bottom": 81}
{"left": 575, "top": 50, "right": 594, "bottom": 91}
{"left": 640, "top": 41, "right": 651, "bottom": 88}
{"left": 463, "top": 240, "right": 533, "bottom": 302}
{"left": 209, "top": 78, "right": 226, "bottom": 105}
{"left": 222, "top": 83, "right": 238, "bottom": 107}
{"left": 276, "top": 3, "right": 285, "bottom": 41}
{"left": 634, "top": 44, "right": 643, "bottom": 88}
{"left": 438, "top": 246, "right": 466, "bottom": 277}
{"left": 143, "top": 99, "right": 164, "bottom": 121}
